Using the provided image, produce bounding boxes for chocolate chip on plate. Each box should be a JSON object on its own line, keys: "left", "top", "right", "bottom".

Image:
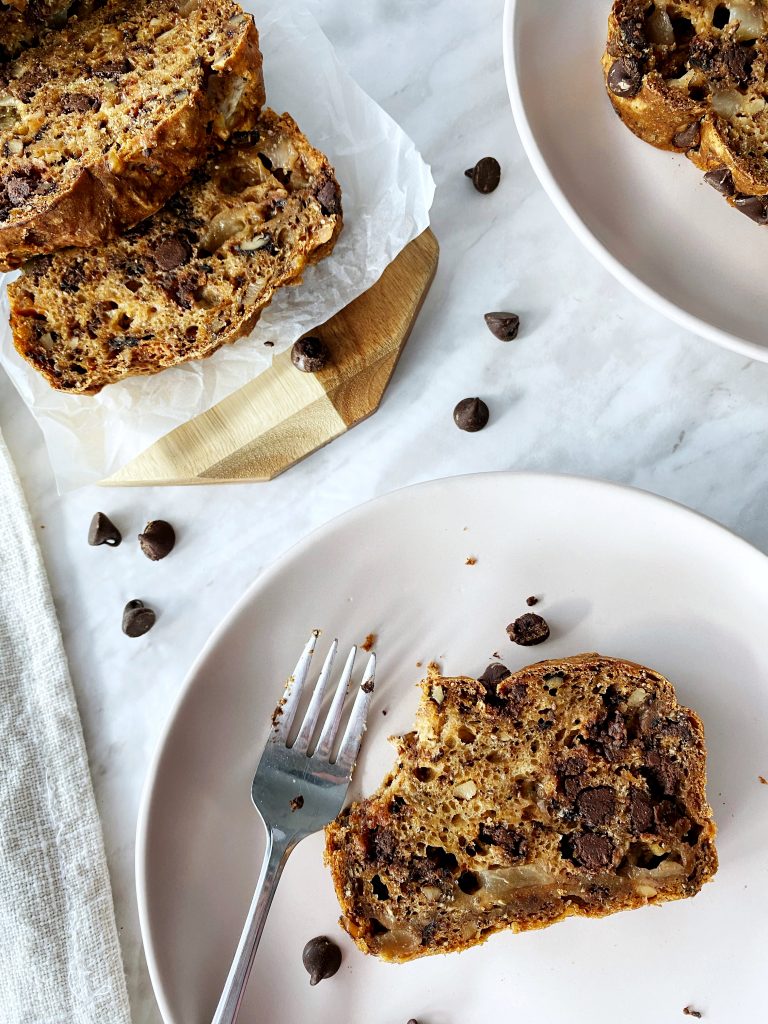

{"left": 122, "top": 599, "right": 156, "bottom": 637}
{"left": 683, "top": 1008, "right": 703, "bottom": 1018}
{"left": 507, "top": 612, "right": 550, "bottom": 646}
{"left": 88, "top": 512, "right": 122, "bottom": 547}
{"left": 526, "top": 595, "right": 538, "bottom": 606}
{"left": 139, "top": 520, "right": 176, "bottom": 561}
{"left": 464, "top": 156, "right": 501, "bottom": 194}
{"left": 302, "top": 936, "right": 341, "bottom": 986}
{"left": 607, "top": 57, "right": 642, "bottom": 97}
{"left": 484, "top": 311, "right": 520, "bottom": 341}
{"left": 291, "top": 335, "right": 330, "bottom": 373}
{"left": 454, "top": 397, "right": 489, "bottom": 432}
{"left": 704, "top": 167, "right": 735, "bottom": 196}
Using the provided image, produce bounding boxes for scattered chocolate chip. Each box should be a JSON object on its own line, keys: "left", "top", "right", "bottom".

{"left": 526, "top": 595, "right": 538, "bottom": 606}
{"left": 122, "top": 599, "right": 156, "bottom": 638}
{"left": 704, "top": 167, "right": 735, "bottom": 196}
{"left": 302, "top": 936, "right": 341, "bottom": 986}
{"left": 575, "top": 786, "right": 617, "bottom": 827}
{"left": 683, "top": 1008, "right": 703, "bottom": 1019}
{"left": 672, "top": 122, "right": 700, "bottom": 149}
{"left": 291, "top": 335, "right": 330, "bottom": 373}
{"left": 88, "top": 512, "right": 122, "bottom": 547}
{"left": 568, "top": 832, "right": 614, "bottom": 870}
{"left": 453, "top": 397, "right": 489, "bottom": 432}
{"left": 478, "top": 663, "right": 511, "bottom": 687}
{"left": 154, "top": 235, "right": 192, "bottom": 271}
{"left": 734, "top": 194, "right": 768, "bottom": 223}
{"left": 465, "top": 156, "right": 501, "bottom": 194}
{"left": 607, "top": 57, "right": 642, "bottom": 97}
{"left": 507, "top": 612, "right": 550, "bottom": 646}
{"left": 362, "top": 678, "right": 375, "bottom": 694}
{"left": 138, "top": 520, "right": 176, "bottom": 561}
{"left": 484, "top": 311, "right": 520, "bottom": 341}
{"left": 628, "top": 786, "right": 655, "bottom": 833}
{"left": 290, "top": 795, "right": 304, "bottom": 811}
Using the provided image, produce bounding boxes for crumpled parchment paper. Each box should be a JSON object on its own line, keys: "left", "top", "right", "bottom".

{"left": 0, "top": 0, "right": 435, "bottom": 490}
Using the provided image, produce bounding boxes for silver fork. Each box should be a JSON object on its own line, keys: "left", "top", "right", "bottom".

{"left": 211, "top": 631, "right": 375, "bottom": 1024}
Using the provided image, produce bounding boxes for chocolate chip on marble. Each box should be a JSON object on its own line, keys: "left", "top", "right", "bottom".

{"left": 291, "top": 335, "right": 330, "bottom": 373}
{"left": 88, "top": 512, "right": 122, "bottom": 547}
{"left": 302, "top": 936, "right": 341, "bottom": 986}
{"left": 484, "top": 311, "right": 520, "bottom": 341}
{"left": 139, "top": 520, "right": 176, "bottom": 561}
{"left": 453, "top": 397, "right": 489, "bottom": 432}
{"left": 607, "top": 57, "right": 642, "bottom": 97}
{"left": 507, "top": 612, "right": 550, "bottom": 646}
{"left": 464, "top": 156, "right": 501, "bottom": 194}
{"left": 122, "top": 599, "right": 156, "bottom": 637}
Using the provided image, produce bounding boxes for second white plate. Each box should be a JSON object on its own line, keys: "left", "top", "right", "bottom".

{"left": 505, "top": 0, "right": 768, "bottom": 360}
{"left": 138, "top": 473, "right": 768, "bottom": 1024}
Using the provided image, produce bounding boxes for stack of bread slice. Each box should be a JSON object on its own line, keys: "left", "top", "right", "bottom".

{"left": 0, "top": 0, "right": 343, "bottom": 394}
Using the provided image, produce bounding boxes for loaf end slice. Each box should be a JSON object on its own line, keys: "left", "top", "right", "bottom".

{"left": 325, "top": 653, "right": 718, "bottom": 962}
{"left": 9, "top": 109, "right": 342, "bottom": 393}
{"left": 0, "top": 0, "right": 265, "bottom": 269}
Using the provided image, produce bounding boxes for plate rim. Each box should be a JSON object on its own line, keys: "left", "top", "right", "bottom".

{"left": 135, "top": 471, "right": 768, "bottom": 1022}
{"left": 502, "top": 0, "right": 768, "bottom": 364}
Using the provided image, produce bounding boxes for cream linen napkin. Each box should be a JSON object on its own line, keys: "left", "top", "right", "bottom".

{"left": 0, "top": 430, "right": 131, "bottom": 1024}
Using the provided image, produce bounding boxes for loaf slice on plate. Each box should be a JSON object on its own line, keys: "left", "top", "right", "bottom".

{"left": 0, "top": 0, "right": 98, "bottom": 62}
{"left": 0, "top": 0, "right": 265, "bottom": 269}
{"left": 8, "top": 109, "right": 342, "bottom": 393}
{"left": 325, "top": 654, "right": 718, "bottom": 962}
{"left": 603, "top": 1, "right": 768, "bottom": 222}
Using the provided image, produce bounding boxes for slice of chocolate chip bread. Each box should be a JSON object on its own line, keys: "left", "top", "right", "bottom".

{"left": 0, "top": 0, "right": 265, "bottom": 269}
{"left": 8, "top": 109, "right": 342, "bottom": 393}
{"left": 325, "top": 654, "right": 717, "bottom": 962}
{"left": 0, "top": 0, "right": 97, "bottom": 62}
{"left": 603, "top": 1, "right": 768, "bottom": 223}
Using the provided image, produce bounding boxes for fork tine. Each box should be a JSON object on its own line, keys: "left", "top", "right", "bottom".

{"left": 336, "top": 653, "right": 375, "bottom": 771}
{"left": 271, "top": 631, "right": 317, "bottom": 741}
{"left": 292, "top": 639, "right": 338, "bottom": 754}
{"left": 314, "top": 645, "right": 356, "bottom": 760}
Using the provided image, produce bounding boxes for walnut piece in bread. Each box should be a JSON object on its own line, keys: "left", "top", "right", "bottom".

{"left": 325, "top": 654, "right": 718, "bottom": 962}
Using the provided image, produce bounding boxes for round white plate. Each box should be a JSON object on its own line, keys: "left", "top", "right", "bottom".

{"left": 138, "top": 474, "right": 768, "bottom": 1024}
{"left": 504, "top": 0, "right": 768, "bottom": 361}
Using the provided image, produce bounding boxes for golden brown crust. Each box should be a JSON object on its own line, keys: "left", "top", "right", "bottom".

{"left": 325, "top": 654, "right": 718, "bottom": 962}
{"left": 9, "top": 109, "right": 342, "bottom": 393}
{"left": 603, "top": 1, "right": 768, "bottom": 216}
{"left": 0, "top": 0, "right": 265, "bottom": 269}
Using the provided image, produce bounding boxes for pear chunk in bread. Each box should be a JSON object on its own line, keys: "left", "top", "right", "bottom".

{"left": 325, "top": 654, "right": 717, "bottom": 962}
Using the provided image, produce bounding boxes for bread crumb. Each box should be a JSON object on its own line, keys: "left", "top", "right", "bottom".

{"left": 382, "top": 709, "right": 388, "bottom": 716}
{"left": 465, "top": 556, "right": 477, "bottom": 565}
{"left": 759, "top": 775, "right": 767, "bottom": 785}
{"left": 415, "top": 661, "right": 422, "bottom": 668}
{"left": 683, "top": 1008, "right": 702, "bottom": 1019}
{"left": 526, "top": 594, "right": 538, "bottom": 606}
{"left": 361, "top": 633, "right": 376, "bottom": 652}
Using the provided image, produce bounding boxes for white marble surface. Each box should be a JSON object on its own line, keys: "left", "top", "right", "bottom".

{"left": 3, "top": 1, "right": 768, "bottom": 1020}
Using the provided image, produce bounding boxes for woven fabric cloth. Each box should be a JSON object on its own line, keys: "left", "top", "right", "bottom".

{"left": 0, "top": 431, "right": 131, "bottom": 1024}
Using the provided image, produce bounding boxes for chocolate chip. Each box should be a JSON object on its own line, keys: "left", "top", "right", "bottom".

{"left": 673, "top": 122, "right": 700, "bottom": 149}
{"left": 704, "top": 167, "right": 735, "bottom": 196}
{"left": 122, "top": 600, "right": 156, "bottom": 637}
{"left": 138, "top": 520, "right": 176, "bottom": 561}
{"left": 574, "top": 786, "right": 617, "bottom": 826}
{"left": 60, "top": 263, "right": 86, "bottom": 294}
{"left": 88, "top": 512, "right": 121, "bottom": 547}
{"left": 302, "top": 936, "right": 341, "bottom": 986}
{"left": 361, "top": 678, "right": 375, "bottom": 694}
{"left": 526, "top": 595, "right": 538, "bottom": 606}
{"left": 478, "top": 821, "right": 527, "bottom": 860}
{"left": 683, "top": 1007, "right": 702, "bottom": 1018}
{"left": 154, "top": 235, "right": 192, "bottom": 272}
{"left": 464, "top": 156, "right": 501, "bottom": 194}
{"left": 316, "top": 177, "right": 341, "bottom": 215}
{"left": 453, "top": 397, "right": 489, "bottom": 432}
{"left": 507, "top": 612, "right": 550, "bottom": 646}
{"left": 628, "top": 786, "right": 655, "bottom": 833}
{"left": 607, "top": 57, "right": 642, "bottom": 97}
{"left": 291, "top": 335, "right": 330, "bottom": 372}
{"left": 289, "top": 795, "right": 304, "bottom": 811}
{"left": 734, "top": 194, "right": 768, "bottom": 223}
{"left": 478, "top": 663, "right": 511, "bottom": 687}
{"left": 94, "top": 58, "right": 134, "bottom": 79}
{"left": 484, "top": 311, "right": 520, "bottom": 340}
{"left": 61, "top": 92, "right": 100, "bottom": 114}
{"left": 568, "top": 832, "right": 614, "bottom": 870}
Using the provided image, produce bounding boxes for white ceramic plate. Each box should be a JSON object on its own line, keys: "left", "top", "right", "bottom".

{"left": 137, "top": 474, "right": 768, "bottom": 1024}
{"left": 504, "top": 0, "right": 768, "bottom": 361}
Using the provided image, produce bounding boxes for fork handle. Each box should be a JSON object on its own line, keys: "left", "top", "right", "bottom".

{"left": 211, "top": 831, "right": 292, "bottom": 1024}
